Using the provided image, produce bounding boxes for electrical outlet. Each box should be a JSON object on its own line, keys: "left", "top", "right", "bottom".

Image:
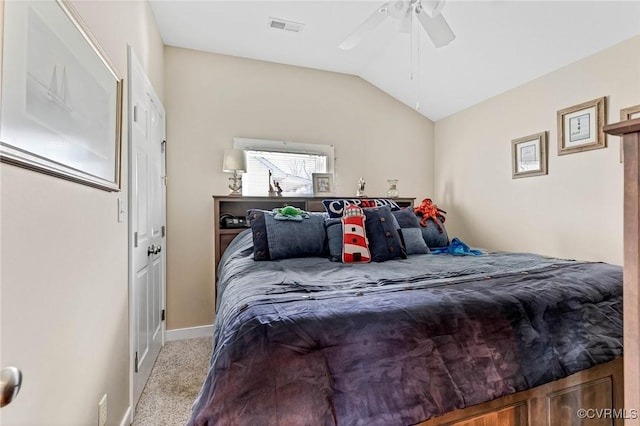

{"left": 98, "top": 394, "right": 107, "bottom": 426}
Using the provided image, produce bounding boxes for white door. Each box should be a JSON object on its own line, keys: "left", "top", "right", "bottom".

{"left": 128, "top": 47, "right": 166, "bottom": 410}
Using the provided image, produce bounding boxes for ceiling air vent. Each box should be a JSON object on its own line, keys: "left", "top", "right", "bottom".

{"left": 267, "top": 17, "right": 305, "bottom": 33}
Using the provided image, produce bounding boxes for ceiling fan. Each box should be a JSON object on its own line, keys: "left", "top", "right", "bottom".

{"left": 338, "top": 0, "right": 456, "bottom": 50}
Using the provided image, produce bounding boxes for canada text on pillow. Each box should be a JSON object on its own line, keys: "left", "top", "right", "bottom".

{"left": 323, "top": 198, "right": 401, "bottom": 218}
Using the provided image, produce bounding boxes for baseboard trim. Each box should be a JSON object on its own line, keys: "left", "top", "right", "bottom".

{"left": 165, "top": 324, "right": 213, "bottom": 341}
{"left": 119, "top": 406, "right": 132, "bottom": 426}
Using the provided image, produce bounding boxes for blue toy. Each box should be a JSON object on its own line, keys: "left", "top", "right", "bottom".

{"left": 430, "top": 238, "right": 484, "bottom": 256}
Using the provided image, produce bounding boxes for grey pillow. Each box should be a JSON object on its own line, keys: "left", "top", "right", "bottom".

{"left": 399, "top": 228, "right": 431, "bottom": 255}
{"left": 392, "top": 209, "right": 431, "bottom": 255}
{"left": 324, "top": 218, "right": 343, "bottom": 262}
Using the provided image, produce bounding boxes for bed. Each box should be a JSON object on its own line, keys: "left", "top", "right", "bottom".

{"left": 188, "top": 205, "right": 623, "bottom": 426}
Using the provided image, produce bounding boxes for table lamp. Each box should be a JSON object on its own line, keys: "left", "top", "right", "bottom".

{"left": 222, "top": 149, "right": 246, "bottom": 196}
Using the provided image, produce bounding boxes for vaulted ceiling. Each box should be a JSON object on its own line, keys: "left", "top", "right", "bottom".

{"left": 150, "top": 1, "right": 640, "bottom": 121}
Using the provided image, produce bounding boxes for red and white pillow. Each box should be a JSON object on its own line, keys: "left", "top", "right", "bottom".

{"left": 341, "top": 204, "right": 371, "bottom": 263}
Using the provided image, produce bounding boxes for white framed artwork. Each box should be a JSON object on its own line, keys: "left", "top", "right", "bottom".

{"left": 0, "top": 0, "right": 123, "bottom": 191}
{"left": 512, "top": 131, "right": 548, "bottom": 179}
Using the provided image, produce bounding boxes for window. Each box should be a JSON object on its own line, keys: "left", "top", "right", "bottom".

{"left": 233, "top": 138, "right": 334, "bottom": 196}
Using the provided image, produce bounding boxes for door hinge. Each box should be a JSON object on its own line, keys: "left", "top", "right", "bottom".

{"left": 162, "top": 175, "right": 167, "bottom": 186}
{"left": 134, "top": 352, "right": 139, "bottom": 373}
{"left": 161, "top": 226, "right": 165, "bottom": 237}
{"left": 134, "top": 232, "right": 138, "bottom": 248}
{"left": 161, "top": 139, "right": 167, "bottom": 153}
{"left": 161, "top": 309, "right": 166, "bottom": 322}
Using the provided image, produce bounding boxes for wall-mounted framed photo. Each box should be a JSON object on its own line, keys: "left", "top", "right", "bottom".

{"left": 312, "top": 173, "right": 334, "bottom": 195}
{"left": 0, "top": 0, "right": 123, "bottom": 191}
{"left": 557, "top": 97, "right": 606, "bottom": 156}
{"left": 511, "top": 131, "right": 548, "bottom": 179}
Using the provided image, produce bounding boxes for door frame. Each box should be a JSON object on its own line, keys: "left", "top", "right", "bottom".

{"left": 126, "top": 45, "right": 167, "bottom": 422}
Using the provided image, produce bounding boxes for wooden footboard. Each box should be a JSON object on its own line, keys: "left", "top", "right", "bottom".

{"left": 417, "top": 357, "right": 623, "bottom": 426}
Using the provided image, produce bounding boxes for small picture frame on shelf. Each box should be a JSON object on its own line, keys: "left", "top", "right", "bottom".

{"left": 312, "top": 173, "right": 334, "bottom": 195}
{"left": 621, "top": 104, "right": 640, "bottom": 121}
{"left": 557, "top": 97, "right": 606, "bottom": 155}
{"left": 512, "top": 131, "right": 547, "bottom": 179}
{"left": 619, "top": 105, "right": 640, "bottom": 163}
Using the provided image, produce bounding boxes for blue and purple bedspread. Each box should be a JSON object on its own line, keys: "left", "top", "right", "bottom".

{"left": 188, "top": 230, "right": 622, "bottom": 425}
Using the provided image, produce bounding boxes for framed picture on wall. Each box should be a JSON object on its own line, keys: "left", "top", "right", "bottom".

{"left": 557, "top": 97, "right": 606, "bottom": 156}
{"left": 0, "top": 0, "right": 123, "bottom": 191}
{"left": 512, "top": 131, "right": 548, "bottom": 179}
{"left": 312, "top": 173, "right": 334, "bottom": 195}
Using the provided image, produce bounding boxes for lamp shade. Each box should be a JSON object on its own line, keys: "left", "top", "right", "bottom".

{"left": 222, "top": 149, "right": 246, "bottom": 173}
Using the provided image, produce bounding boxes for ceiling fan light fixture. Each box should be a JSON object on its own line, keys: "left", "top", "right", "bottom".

{"left": 338, "top": 0, "right": 455, "bottom": 50}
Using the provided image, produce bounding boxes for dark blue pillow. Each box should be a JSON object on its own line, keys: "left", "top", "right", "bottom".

{"left": 363, "top": 206, "right": 406, "bottom": 262}
{"left": 392, "top": 208, "right": 421, "bottom": 228}
{"left": 418, "top": 215, "right": 449, "bottom": 249}
{"left": 248, "top": 209, "right": 270, "bottom": 260}
{"left": 323, "top": 198, "right": 401, "bottom": 218}
{"left": 248, "top": 210, "right": 326, "bottom": 260}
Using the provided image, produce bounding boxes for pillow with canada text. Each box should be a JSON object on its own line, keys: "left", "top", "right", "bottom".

{"left": 323, "top": 198, "right": 401, "bottom": 218}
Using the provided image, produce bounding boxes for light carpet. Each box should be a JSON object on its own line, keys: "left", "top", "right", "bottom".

{"left": 132, "top": 337, "right": 212, "bottom": 426}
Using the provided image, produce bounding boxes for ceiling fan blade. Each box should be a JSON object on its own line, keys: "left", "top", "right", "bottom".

{"left": 420, "top": 0, "right": 445, "bottom": 17}
{"left": 339, "top": 3, "right": 390, "bottom": 50}
{"left": 397, "top": 5, "right": 412, "bottom": 33}
{"left": 415, "top": 6, "right": 455, "bottom": 48}
{"left": 388, "top": 0, "right": 409, "bottom": 19}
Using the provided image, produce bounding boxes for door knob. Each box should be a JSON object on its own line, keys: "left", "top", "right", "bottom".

{"left": 1, "top": 366, "right": 22, "bottom": 407}
{"left": 147, "top": 245, "right": 155, "bottom": 256}
{"left": 154, "top": 245, "right": 162, "bottom": 255}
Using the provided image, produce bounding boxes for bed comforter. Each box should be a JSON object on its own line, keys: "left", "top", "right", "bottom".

{"left": 188, "top": 230, "right": 623, "bottom": 425}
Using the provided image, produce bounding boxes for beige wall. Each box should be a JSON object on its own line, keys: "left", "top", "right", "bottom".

{"left": 0, "top": 1, "right": 164, "bottom": 425}
{"left": 434, "top": 36, "right": 640, "bottom": 266}
{"left": 164, "top": 46, "right": 434, "bottom": 329}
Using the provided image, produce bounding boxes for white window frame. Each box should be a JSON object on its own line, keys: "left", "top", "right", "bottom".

{"left": 233, "top": 137, "right": 335, "bottom": 195}
{"left": 233, "top": 138, "right": 335, "bottom": 174}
